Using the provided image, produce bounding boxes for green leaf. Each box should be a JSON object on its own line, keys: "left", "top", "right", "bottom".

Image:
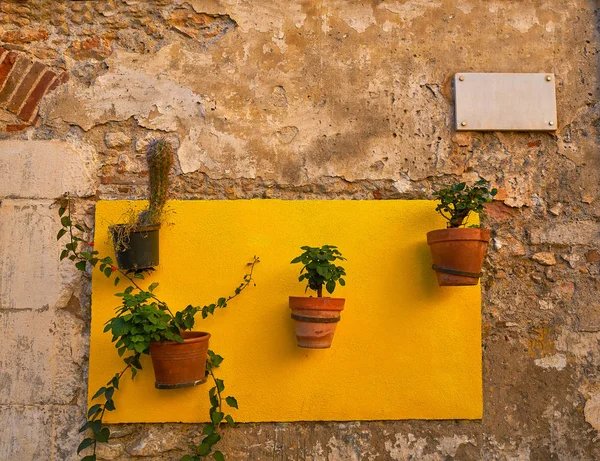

{"left": 58, "top": 206, "right": 66, "bottom": 217}
{"left": 75, "top": 261, "right": 87, "bottom": 272}
{"left": 104, "top": 267, "right": 113, "bottom": 278}
{"left": 91, "top": 387, "right": 106, "bottom": 400}
{"left": 81, "top": 456, "right": 97, "bottom": 461}
{"left": 60, "top": 250, "right": 69, "bottom": 260}
{"left": 94, "top": 427, "right": 110, "bottom": 443}
{"left": 215, "top": 379, "right": 224, "bottom": 393}
{"left": 87, "top": 404, "right": 102, "bottom": 418}
{"left": 57, "top": 228, "right": 67, "bottom": 240}
{"left": 197, "top": 443, "right": 212, "bottom": 456}
{"left": 211, "top": 411, "right": 224, "bottom": 425}
{"left": 202, "top": 424, "right": 215, "bottom": 435}
{"left": 148, "top": 282, "right": 159, "bottom": 292}
{"left": 88, "top": 420, "right": 102, "bottom": 434}
{"left": 225, "top": 396, "right": 238, "bottom": 409}
{"left": 60, "top": 216, "right": 71, "bottom": 227}
{"left": 224, "top": 415, "right": 235, "bottom": 428}
{"left": 134, "top": 272, "right": 144, "bottom": 279}
{"left": 105, "top": 400, "right": 116, "bottom": 411}
{"left": 325, "top": 281, "right": 335, "bottom": 294}
{"left": 77, "top": 438, "right": 94, "bottom": 454}
{"left": 114, "top": 276, "right": 120, "bottom": 286}
{"left": 204, "top": 433, "right": 221, "bottom": 446}
{"left": 213, "top": 451, "right": 225, "bottom": 461}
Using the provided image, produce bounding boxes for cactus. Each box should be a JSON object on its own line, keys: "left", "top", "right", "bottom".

{"left": 138, "top": 138, "right": 174, "bottom": 226}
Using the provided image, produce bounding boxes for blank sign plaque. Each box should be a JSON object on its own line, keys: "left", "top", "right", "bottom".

{"left": 454, "top": 73, "right": 557, "bottom": 131}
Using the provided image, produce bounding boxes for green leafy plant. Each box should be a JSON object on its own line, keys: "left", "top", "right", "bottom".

{"left": 433, "top": 179, "right": 498, "bottom": 228}
{"left": 58, "top": 196, "right": 258, "bottom": 460}
{"left": 291, "top": 245, "right": 346, "bottom": 297}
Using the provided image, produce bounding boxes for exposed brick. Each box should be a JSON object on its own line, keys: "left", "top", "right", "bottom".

{"left": 0, "top": 51, "right": 18, "bottom": 90}
{"left": 47, "top": 71, "right": 68, "bottom": 92}
{"left": 5, "top": 123, "right": 30, "bottom": 132}
{"left": 0, "top": 47, "right": 6, "bottom": 59}
{"left": 6, "top": 61, "right": 45, "bottom": 113}
{"left": 17, "top": 69, "right": 56, "bottom": 123}
{"left": 0, "top": 56, "right": 30, "bottom": 106}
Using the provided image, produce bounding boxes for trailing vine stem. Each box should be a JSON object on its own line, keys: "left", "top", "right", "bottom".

{"left": 57, "top": 195, "right": 258, "bottom": 460}
{"left": 77, "top": 357, "right": 140, "bottom": 460}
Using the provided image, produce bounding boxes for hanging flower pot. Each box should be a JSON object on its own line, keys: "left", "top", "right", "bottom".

{"left": 289, "top": 245, "right": 347, "bottom": 349}
{"left": 427, "top": 180, "right": 497, "bottom": 287}
{"left": 111, "top": 224, "right": 160, "bottom": 271}
{"left": 427, "top": 228, "right": 490, "bottom": 286}
{"left": 289, "top": 296, "right": 345, "bottom": 348}
{"left": 149, "top": 331, "right": 210, "bottom": 389}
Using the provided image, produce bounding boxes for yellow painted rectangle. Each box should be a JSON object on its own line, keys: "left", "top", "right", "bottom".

{"left": 90, "top": 200, "right": 482, "bottom": 423}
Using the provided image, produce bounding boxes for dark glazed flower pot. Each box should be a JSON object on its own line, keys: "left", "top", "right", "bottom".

{"left": 427, "top": 228, "right": 491, "bottom": 286}
{"left": 149, "top": 331, "right": 210, "bottom": 389}
{"left": 289, "top": 296, "right": 345, "bottom": 348}
{"left": 111, "top": 224, "right": 160, "bottom": 270}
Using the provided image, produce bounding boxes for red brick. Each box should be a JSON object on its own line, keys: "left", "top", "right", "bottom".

{"left": 0, "top": 51, "right": 18, "bottom": 90}
{"left": 0, "top": 48, "right": 6, "bottom": 60}
{"left": 48, "top": 71, "right": 68, "bottom": 92}
{"left": 17, "top": 69, "right": 56, "bottom": 122}
{"left": 0, "top": 56, "right": 31, "bottom": 106}
{"left": 6, "top": 123, "right": 31, "bottom": 132}
{"left": 6, "top": 61, "right": 46, "bottom": 113}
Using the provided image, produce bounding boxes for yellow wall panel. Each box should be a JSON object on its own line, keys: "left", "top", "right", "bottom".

{"left": 91, "top": 200, "right": 482, "bottom": 423}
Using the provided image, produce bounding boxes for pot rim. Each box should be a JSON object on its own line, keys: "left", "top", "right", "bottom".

{"left": 427, "top": 227, "right": 491, "bottom": 244}
{"left": 289, "top": 296, "right": 345, "bottom": 312}
{"left": 150, "top": 330, "right": 211, "bottom": 347}
{"left": 110, "top": 223, "right": 161, "bottom": 233}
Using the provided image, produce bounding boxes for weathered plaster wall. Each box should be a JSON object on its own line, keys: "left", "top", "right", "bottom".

{"left": 0, "top": 0, "right": 599, "bottom": 459}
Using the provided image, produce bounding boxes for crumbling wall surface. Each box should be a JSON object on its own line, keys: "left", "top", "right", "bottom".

{"left": 0, "top": 0, "right": 599, "bottom": 459}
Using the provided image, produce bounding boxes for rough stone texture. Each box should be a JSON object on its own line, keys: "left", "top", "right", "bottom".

{"left": 0, "top": 140, "right": 98, "bottom": 198}
{"left": 0, "top": 0, "right": 600, "bottom": 460}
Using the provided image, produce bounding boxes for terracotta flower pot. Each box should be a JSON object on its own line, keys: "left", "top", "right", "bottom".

{"left": 111, "top": 224, "right": 160, "bottom": 271}
{"left": 289, "top": 296, "right": 345, "bottom": 348}
{"left": 427, "top": 228, "right": 491, "bottom": 286}
{"left": 149, "top": 331, "right": 210, "bottom": 389}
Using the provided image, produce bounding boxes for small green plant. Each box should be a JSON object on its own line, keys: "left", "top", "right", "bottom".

{"left": 433, "top": 179, "right": 498, "bottom": 228}
{"left": 291, "top": 245, "right": 346, "bottom": 297}
{"left": 58, "top": 196, "right": 258, "bottom": 461}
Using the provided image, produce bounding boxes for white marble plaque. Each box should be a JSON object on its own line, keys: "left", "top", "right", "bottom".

{"left": 454, "top": 73, "right": 557, "bottom": 131}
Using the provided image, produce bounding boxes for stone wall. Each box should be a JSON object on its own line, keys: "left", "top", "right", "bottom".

{"left": 0, "top": 0, "right": 599, "bottom": 459}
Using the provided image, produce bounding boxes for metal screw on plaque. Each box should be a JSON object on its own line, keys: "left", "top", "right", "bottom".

{"left": 549, "top": 121, "right": 554, "bottom": 126}
{"left": 461, "top": 121, "right": 467, "bottom": 127}
{"left": 459, "top": 76, "right": 464, "bottom": 81}
{"left": 546, "top": 75, "right": 552, "bottom": 81}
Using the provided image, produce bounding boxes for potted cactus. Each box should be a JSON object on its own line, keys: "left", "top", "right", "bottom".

{"left": 427, "top": 179, "right": 497, "bottom": 286}
{"left": 289, "top": 245, "right": 347, "bottom": 348}
{"left": 111, "top": 138, "right": 174, "bottom": 271}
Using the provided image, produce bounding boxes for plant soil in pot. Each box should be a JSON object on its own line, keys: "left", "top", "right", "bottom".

{"left": 149, "top": 331, "right": 210, "bottom": 389}
{"left": 290, "top": 245, "right": 347, "bottom": 349}
{"left": 428, "top": 180, "right": 497, "bottom": 287}
{"left": 289, "top": 296, "right": 345, "bottom": 348}
{"left": 111, "top": 224, "right": 160, "bottom": 270}
{"left": 427, "top": 228, "right": 490, "bottom": 286}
